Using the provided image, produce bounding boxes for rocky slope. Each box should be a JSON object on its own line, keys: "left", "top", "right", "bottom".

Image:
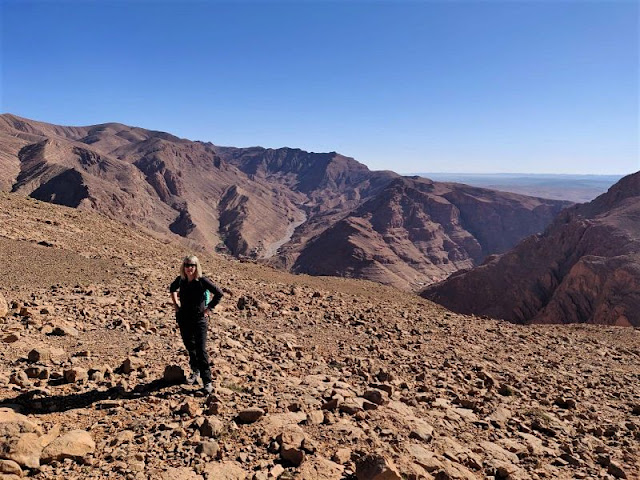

{"left": 422, "top": 172, "right": 640, "bottom": 326}
{"left": 0, "top": 114, "right": 570, "bottom": 290}
{"left": 291, "top": 177, "right": 567, "bottom": 289}
{"left": 0, "top": 192, "right": 638, "bottom": 480}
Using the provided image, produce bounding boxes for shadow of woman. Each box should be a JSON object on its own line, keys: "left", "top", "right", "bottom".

{"left": 0, "top": 377, "right": 191, "bottom": 415}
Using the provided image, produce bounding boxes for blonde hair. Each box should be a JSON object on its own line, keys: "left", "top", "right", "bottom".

{"left": 180, "top": 255, "right": 203, "bottom": 280}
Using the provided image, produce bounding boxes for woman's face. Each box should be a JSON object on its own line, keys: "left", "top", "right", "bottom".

{"left": 184, "top": 261, "right": 197, "bottom": 279}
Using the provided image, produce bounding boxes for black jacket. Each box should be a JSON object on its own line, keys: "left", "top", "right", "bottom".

{"left": 170, "top": 276, "right": 223, "bottom": 314}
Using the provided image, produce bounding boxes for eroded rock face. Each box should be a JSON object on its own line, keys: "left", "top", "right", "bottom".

{"left": 0, "top": 114, "right": 569, "bottom": 290}
{"left": 423, "top": 172, "right": 640, "bottom": 326}
{"left": 292, "top": 177, "right": 569, "bottom": 289}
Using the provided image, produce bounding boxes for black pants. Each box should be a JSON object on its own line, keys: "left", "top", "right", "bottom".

{"left": 176, "top": 310, "right": 211, "bottom": 384}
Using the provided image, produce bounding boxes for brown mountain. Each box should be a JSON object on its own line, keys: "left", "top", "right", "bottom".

{"left": 291, "top": 177, "right": 569, "bottom": 289}
{"left": 0, "top": 114, "right": 301, "bottom": 256}
{"left": 422, "top": 172, "right": 640, "bottom": 326}
{"left": 0, "top": 114, "right": 570, "bottom": 289}
{"left": 217, "top": 148, "right": 571, "bottom": 289}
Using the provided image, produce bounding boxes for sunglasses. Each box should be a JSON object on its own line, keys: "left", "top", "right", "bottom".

{"left": 184, "top": 263, "right": 197, "bottom": 268}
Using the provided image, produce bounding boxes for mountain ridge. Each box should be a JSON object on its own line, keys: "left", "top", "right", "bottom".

{"left": 422, "top": 171, "right": 640, "bottom": 326}
{"left": 0, "top": 113, "right": 571, "bottom": 290}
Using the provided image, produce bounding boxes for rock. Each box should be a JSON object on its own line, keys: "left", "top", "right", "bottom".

{"left": 298, "top": 456, "right": 344, "bottom": 479}
{"left": 27, "top": 348, "right": 51, "bottom": 364}
{"left": 236, "top": 407, "right": 264, "bottom": 424}
{"left": 322, "top": 396, "right": 342, "bottom": 411}
{"left": 487, "top": 406, "right": 513, "bottom": 426}
{"left": 0, "top": 459, "right": 22, "bottom": 476}
{"left": 270, "top": 464, "right": 285, "bottom": 478}
{"left": 0, "top": 409, "right": 42, "bottom": 435}
{"left": 479, "top": 441, "right": 519, "bottom": 465}
{"left": 308, "top": 410, "right": 325, "bottom": 425}
{"left": 63, "top": 367, "right": 88, "bottom": 384}
{"left": 40, "top": 430, "right": 95, "bottom": 463}
{"left": 407, "top": 444, "right": 443, "bottom": 472}
{"left": 278, "top": 424, "right": 306, "bottom": 466}
{"left": 2, "top": 334, "right": 19, "bottom": 344}
{"left": 409, "top": 418, "right": 434, "bottom": 443}
{"left": 39, "top": 424, "right": 61, "bottom": 449}
{"left": 0, "top": 433, "right": 42, "bottom": 469}
{"left": 0, "top": 293, "right": 8, "bottom": 318}
{"left": 178, "top": 399, "right": 200, "bottom": 417}
{"left": 363, "top": 389, "right": 389, "bottom": 406}
{"left": 200, "top": 416, "right": 224, "bottom": 438}
{"left": 608, "top": 461, "right": 627, "bottom": 479}
{"left": 163, "top": 364, "right": 186, "bottom": 384}
{"left": 157, "top": 466, "right": 203, "bottom": 480}
{"left": 9, "top": 372, "right": 29, "bottom": 388}
{"left": 120, "top": 357, "right": 142, "bottom": 374}
{"left": 196, "top": 440, "right": 220, "bottom": 458}
{"left": 332, "top": 448, "right": 352, "bottom": 464}
{"left": 434, "top": 460, "right": 478, "bottom": 480}
{"left": 109, "top": 430, "right": 134, "bottom": 447}
{"left": 203, "top": 460, "right": 247, "bottom": 479}
{"left": 356, "top": 454, "right": 402, "bottom": 480}
{"left": 339, "top": 397, "right": 364, "bottom": 415}
{"left": 50, "top": 323, "right": 78, "bottom": 337}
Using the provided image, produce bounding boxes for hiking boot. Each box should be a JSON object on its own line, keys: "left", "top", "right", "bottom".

{"left": 186, "top": 370, "right": 200, "bottom": 385}
{"left": 203, "top": 382, "right": 213, "bottom": 394}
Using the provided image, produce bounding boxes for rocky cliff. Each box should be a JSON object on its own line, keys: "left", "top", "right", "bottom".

{"left": 422, "top": 172, "right": 640, "bottom": 326}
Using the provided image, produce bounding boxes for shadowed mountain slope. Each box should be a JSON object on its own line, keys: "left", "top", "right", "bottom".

{"left": 292, "top": 177, "right": 568, "bottom": 289}
{"left": 422, "top": 172, "right": 640, "bottom": 326}
{"left": 0, "top": 114, "right": 570, "bottom": 290}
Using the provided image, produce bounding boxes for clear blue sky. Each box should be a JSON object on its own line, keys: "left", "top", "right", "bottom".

{"left": 1, "top": 1, "right": 638, "bottom": 175}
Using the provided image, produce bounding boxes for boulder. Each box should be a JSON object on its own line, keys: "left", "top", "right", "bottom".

{"left": 236, "top": 407, "right": 264, "bottom": 424}
{"left": 0, "top": 459, "right": 22, "bottom": 477}
{"left": 203, "top": 461, "right": 247, "bottom": 479}
{"left": 40, "top": 430, "right": 95, "bottom": 463}
{"left": 356, "top": 454, "right": 402, "bottom": 480}
{"left": 163, "top": 364, "right": 185, "bottom": 384}
{"left": 298, "top": 456, "right": 344, "bottom": 479}
{"left": 0, "top": 433, "right": 42, "bottom": 469}
{"left": 0, "top": 409, "right": 42, "bottom": 435}
{"left": 278, "top": 424, "right": 306, "bottom": 466}
{"left": 63, "top": 367, "right": 88, "bottom": 384}
{"left": 27, "top": 348, "right": 51, "bottom": 364}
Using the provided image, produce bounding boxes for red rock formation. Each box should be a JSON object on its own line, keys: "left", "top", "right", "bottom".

{"left": 293, "top": 177, "right": 569, "bottom": 290}
{"left": 422, "top": 172, "right": 640, "bottom": 326}
{"left": 0, "top": 113, "right": 570, "bottom": 290}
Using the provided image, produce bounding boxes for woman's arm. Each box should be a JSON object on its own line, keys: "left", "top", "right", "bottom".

{"left": 169, "top": 276, "right": 181, "bottom": 311}
{"left": 171, "top": 291, "right": 180, "bottom": 311}
{"left": 201, "top": 277, "right": 223, "bottom": 312}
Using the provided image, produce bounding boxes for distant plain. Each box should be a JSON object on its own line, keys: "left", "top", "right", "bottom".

{"left": 411, "top": 173, "right": 624, "bottom": 203}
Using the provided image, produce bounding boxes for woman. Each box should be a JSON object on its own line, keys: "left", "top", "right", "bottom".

{"left": 169, "top": 255, "right": 223, "bottom": 394}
